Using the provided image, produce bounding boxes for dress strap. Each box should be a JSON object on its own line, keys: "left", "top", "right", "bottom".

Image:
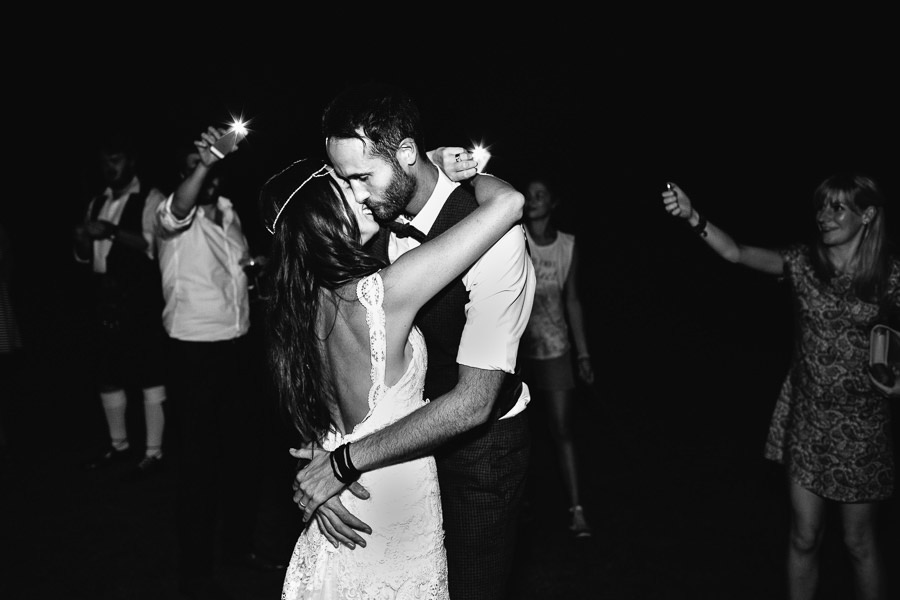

{"left": 357, "top": 272, "right": 387, "bottom": 411}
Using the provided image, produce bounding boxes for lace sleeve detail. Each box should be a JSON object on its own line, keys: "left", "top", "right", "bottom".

{"left": 357, "top": 273, "right": 387, "bottom": 412}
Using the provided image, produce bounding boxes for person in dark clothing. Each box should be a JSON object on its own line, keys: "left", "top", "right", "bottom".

{"left": 74, "top": 130, "right": 168, "bottom": 476}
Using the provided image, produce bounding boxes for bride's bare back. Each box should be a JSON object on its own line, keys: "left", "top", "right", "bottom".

{"left": 318, "top": 282, "right": 416, "bottom": 435}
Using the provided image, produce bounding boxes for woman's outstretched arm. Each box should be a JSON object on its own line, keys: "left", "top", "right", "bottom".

{"left": 662, "top": 182, "right": 785, "bottom": 276}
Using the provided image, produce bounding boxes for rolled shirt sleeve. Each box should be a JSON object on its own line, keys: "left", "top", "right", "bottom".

{"left": 156, "top": 193, "right": 198, "bottom": 238}
{"left": 458, "top": 223, "right": 536, "bottom": 372}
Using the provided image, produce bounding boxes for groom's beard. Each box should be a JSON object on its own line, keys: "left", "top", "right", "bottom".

{"left": 370, "top": 161, "right": 418, "bottom": 223}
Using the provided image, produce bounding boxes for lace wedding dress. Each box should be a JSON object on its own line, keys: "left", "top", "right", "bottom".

{"left": 282, "top": 273, "right": 449, "bottom": 599}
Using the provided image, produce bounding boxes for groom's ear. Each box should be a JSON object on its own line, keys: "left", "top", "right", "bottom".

{"left": 396, "top": 137, "right": 418, "bottom": 168}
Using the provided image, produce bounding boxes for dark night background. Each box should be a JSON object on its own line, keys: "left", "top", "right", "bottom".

{"left": 15, "top": 29, "right": 900, "bottom": 363}
{"left": 3, "top": 22, "right": 899, "bottom": 598}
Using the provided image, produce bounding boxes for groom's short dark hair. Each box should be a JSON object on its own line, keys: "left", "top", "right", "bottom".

{"left": 322, "top": 82, "right": 425, "bottom": 162}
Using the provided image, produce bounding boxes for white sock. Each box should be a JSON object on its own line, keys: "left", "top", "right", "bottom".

{"left": 100, "top": 390, "right": 128, "bottom": 450}
{"left": 142, "top": 386, "right": 166, "bottom": 458}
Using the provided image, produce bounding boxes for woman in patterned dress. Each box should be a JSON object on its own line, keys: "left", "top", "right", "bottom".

{"left": 261, "top": 154, "right": 524, "bottom": 599}
{"left": 662, "top": 173, "right": 898, "bottom": 600}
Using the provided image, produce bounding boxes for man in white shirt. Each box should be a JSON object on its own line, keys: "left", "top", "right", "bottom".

{"left": 75, "top": 131, "right": 168, "bottom": 476}
{"left": 156, "top": 126, "right": 283, "bottom": 599}
{"left": 294, "top": 83, "right": 536, "bottom": 600}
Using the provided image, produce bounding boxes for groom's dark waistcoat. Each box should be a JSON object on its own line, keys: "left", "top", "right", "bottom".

{"left": 370, "top": 184, "right": 521, "bottom": 421}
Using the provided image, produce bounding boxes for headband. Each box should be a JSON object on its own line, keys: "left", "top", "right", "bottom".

{"left": 261, "top": 159, "right": 333, "bottom": 235}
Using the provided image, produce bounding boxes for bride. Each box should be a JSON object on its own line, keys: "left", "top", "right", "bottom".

{"left": 261, "top": 152, "right": 523, "bottom": 599}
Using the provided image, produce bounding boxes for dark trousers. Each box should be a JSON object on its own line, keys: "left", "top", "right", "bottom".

{"left": 435, "top": 410, "right": 531, "bottom": 600}
{"left": 166, "top": 335, "right": 264, "bottom": 582}
{"left": 92, "top": 313, "right": 166, "bottom": 390}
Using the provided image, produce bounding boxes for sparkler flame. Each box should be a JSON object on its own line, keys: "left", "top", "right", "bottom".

{"left": 472, "top": 143, "right": 491, "bottom": 173}
{"left": 228, "top": 116, "right": 249, "bottom": 138}
{"left": 209, "top": 114, "right": 251, "bottom": 159}
{"left": 228, "top": 119, "right": 248, "bottom": 137}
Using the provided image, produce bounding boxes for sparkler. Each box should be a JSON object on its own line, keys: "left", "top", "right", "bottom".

{"left": 472, "top": 143, "right": 491, "bottom": 173}
{"left": 210, "top": 116, "right": 250, "bottom": 159}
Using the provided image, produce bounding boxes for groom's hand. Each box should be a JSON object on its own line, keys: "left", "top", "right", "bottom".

{"left": 290, "top": 447, "right": 370, "bottom": 522}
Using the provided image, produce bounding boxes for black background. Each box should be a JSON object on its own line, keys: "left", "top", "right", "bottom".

{"left": 17, "top": 26, "right": 896, "bottom": 362}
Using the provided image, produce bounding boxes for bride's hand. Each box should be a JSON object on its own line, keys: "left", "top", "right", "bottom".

{"left": 428, "top": 146, "right": 478, "bottom": 182}
{"left": 312, "top": 497, "right": 373, "bottom": 550}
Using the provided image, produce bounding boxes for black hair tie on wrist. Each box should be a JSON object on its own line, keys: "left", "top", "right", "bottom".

{"left": 330, "top": 443, "right": 361, "bottom": 484}
{"left": 692, "top": 212, "right": 708, "bottom": 238}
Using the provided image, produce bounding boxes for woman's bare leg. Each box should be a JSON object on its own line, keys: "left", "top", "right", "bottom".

{"left": 787, "top": 480, "right": 826, "bottom": 600}
{"left": 545, "top": 388, "right": 581, "bottom": 508}
{"left": 840, "top": 501, "right": 885, "bottom": 600}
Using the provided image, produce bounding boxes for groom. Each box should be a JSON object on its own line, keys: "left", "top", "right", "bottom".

{"left": 293, "top": 82, "right": 535, "bottom": 600}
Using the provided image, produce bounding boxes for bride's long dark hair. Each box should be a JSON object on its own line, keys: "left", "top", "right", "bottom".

{"left": 261, "top": 160, "right": 387, "bottom": 443}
